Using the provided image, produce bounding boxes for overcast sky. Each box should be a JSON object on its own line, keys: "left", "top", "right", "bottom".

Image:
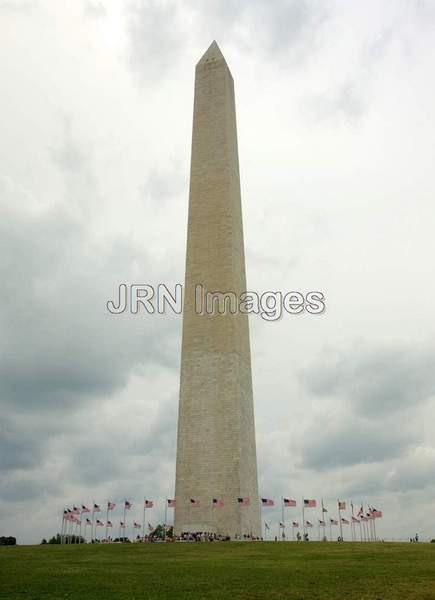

{"left": 1, "top": 0, "right": 435, "bottom": 544}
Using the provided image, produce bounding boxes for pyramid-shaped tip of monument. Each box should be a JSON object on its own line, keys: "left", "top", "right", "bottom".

{"left": 197, "top": 40, "right": 227, "bottom": 66}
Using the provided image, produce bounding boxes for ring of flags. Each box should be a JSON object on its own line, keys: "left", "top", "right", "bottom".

{"left": 61, "top": 497, "right": 383, "bottom": 543}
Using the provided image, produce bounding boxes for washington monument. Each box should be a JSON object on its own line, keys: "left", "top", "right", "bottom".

{"left": 174, "top": 41, "right": 261, "bottom": 538}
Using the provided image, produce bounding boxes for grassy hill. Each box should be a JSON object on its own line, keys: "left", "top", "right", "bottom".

{"left": 1, "top": 541, "right": 434, "bottom": 599}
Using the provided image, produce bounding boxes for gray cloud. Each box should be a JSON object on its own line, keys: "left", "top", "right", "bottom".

{"left": 0, "top": 421, "right": 46, "bottom": 472}
{"left": 300, "top": 343, "right": 435, "bottom": 417}
{"left": 386, "top": 455, "right": 435, "bottom": 493}
{"left": 0, "top": 476, "right": 60, "bottom": 503}
{"left": 83, "top": 0, "right": 106, "bottom": 18}
{"left": 141, "top": 162, "right": 187, "bottom": 205}
{"left": 0, "top": 0, "right": 37, "bottom": 13}
{"left": 126, "top": 0, "right": 186, "bottom": 81}
{"left": 0, "top": 169, "right": 179, "bottom": 413}
{"left": 67, "top": 395, "right": 177, "bottom": 487}
{"left": 125, "top": 0, "right": 329, "bottom": 83}
{"left": 235, "top": 0, "right": 329, "bottom": 58}
{"left": 303, "top": 81, "right": 366, "bottom": 123}
{"left": 300, "top": 416, "right": 416, "bottom": 471}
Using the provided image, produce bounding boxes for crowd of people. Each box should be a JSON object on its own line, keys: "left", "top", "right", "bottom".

{"left": 175, "top": 532, "right": 231, "bottom": 542}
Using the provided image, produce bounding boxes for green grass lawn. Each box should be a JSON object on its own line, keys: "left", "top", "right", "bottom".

{"left": 1, "top": 542, "right": 434, "bottom": 600}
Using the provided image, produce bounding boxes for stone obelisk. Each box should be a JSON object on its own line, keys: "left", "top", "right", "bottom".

{"left": 174, "top": 41, "right": 260, "bottom": 538}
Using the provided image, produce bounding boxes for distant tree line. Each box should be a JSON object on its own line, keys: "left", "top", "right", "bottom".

{"left": 39, "top": 525, "right": 173, "bottom": 545}
{"left": 0, "top": 536, "right": 16, "bottom": 546}
{"left": 41, "top": 533, "right": 85, "bottom": 544}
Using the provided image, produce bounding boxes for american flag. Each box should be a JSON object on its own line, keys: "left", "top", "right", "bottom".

{"left": 107, "top": 521, "right": 113, "bottom": 528}
{"left": 125, "top": 501, "right": 132, "bottom": 510}
{"left": 133, "top": 522, "right": 141, "bottom": 528}
{"left": 341, "top": 518, "right": 349, "bottom": 525}
{"left": 190, "top": 498, "right": 200, "bottom": 507}
{"left": 81, "top": 505, "right": 91, "bottom": 513}
{"left": 370, "top": 507, "right": 383, "bottom": 518}
{"left": 305, "top": 520, "right": 313, "bottom": 528}
{"left": 279, "top": 522, "right": 286, "bottom": 528}
{"left": 96, "top": 520, "right": 104, "bottom": 527}
{"left": 292, "top": 521, "right": 299, "bottom": 528}
{"left": 108, "top": 502, "right": 116, "bottom": 510}
{"left": 338, "top": 501, "right": 346, "bottom": 510}
{"left": 319, "top": 520, "right": 326, "bottom": 526}
{"left": 237, "top": 497, "right": 250, "bottom": 507}
{"left": 86, "top": 518, "right": 92, "bottom": 525}
{"left": 304, "top": 499, "right": 316, "bottom": 508}
{"left": 94, "top": 504, "right": 101, "bottom": 512}
{"left": 265, "top": 522, "right": 270, "bottom": 530}
{"left": 120, "top": 522, "right": 126, "bottom": 528}
{"left": 330, "top": 519, "right": 338, "bottom": 525}
{"left": 148, "top": 523, "right": 154, "bottom": 532}
{"left": 357, "top": 506, "right": 364, "bottom": 517}
{"left": 261, "top": 498, "right": 274, "bottom": 507}
{"left": 283, "top": 498, "right": 296, "bottom": 507}
{"left": 352, "top": 516, "right": 360, "bottom": 523}
{"left": 145, "top": 500, "right": 154, "bottom": 508}
{"left": 167, "top": 499, "right": 176, "bottom": 507}
{"left": 72, "top": 506, "right": 80, "bottom": 514}
{"left": 213, "top": 498, "right": 224, "bottom": 507}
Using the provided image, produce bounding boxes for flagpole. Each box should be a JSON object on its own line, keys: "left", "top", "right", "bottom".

{"left": 79, "top": 508, "right": 83, "bottom": 544}
{"left": 281, "top": 497, "right": 284, "bottom": 540}
{"left": 302, "top": 498, "right": 305, "bottom": 537}
{"left": 260, "top": 500, "right": 263, "bottom": 539}
{"left": 142, "top": 499, "right": 146, "bottom": 541}
{"left": 350, "top": 501, "right": 353, "bottom": 541}
{"left": 105, "top": 502, "right": 109, "bottom": 541}
{"left": 338, "top": 500, "right": 343, "bottom": 541}
{"left": 329, "top": 520, "right": 332, "bottom": 542}
{"left": 62, "top": 511, "right": 66, "bottom": 544}
{"left": 321, "top": 497, "right": 324, "bottom": 542}
{"left": 164, "top": 497, "right": 168, "bottom": 541}
{"left": 123, "top": 502, "right": 127, "bottom": 543}
{"left": 352, "top": 502, "right": 356, "bottom": 542}
{"left": 91, "top": 500, "right": 95, "bottom": 543}
{"left": 60, "top": 510, "right": 65, "bottom": 544}
{"left": 363, "top": 505, "right": 367, "bottom": 541}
